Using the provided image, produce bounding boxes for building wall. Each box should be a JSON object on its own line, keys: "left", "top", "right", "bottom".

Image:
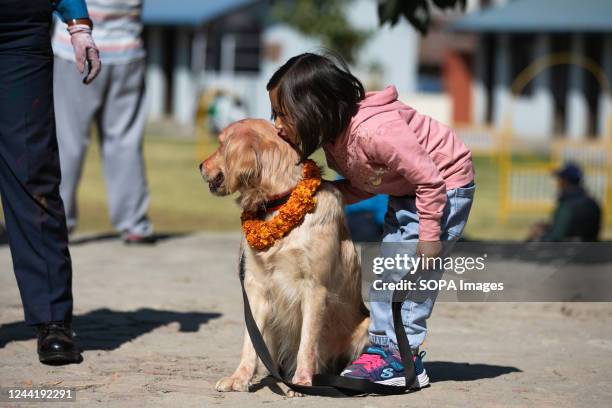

{"left": 444, "top": 50, "right": 473, "bottom": 124}
{"left": 256, "top": 0, "right": 420, "bottom": 120}
{"left": 471, "top": 32, "right": 612, "bottom": 141}
{"left": 144, "top": 0, "right": 421, "bottom": 126}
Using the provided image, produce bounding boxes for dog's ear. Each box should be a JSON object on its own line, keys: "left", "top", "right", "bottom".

{"left": 225, "top": 133, "right": 262, "bottom": 193}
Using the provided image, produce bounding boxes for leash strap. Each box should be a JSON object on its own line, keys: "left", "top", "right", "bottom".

{"left": 239, "top": 253, "right": 418, "bottom": 396}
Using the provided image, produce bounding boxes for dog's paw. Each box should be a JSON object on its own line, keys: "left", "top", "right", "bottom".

{"left": 215, "top": 376, "right": 251, "bottom": 392}
{"left": 286, "top": 389, "right": 305, "bottom": 398}
{"left": 287, "top": 375, "right": 312, "bottom": 398}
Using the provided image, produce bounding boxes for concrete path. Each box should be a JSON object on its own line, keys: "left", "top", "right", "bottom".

{"left": 1, "top": 233, "right": 611, "bottom": 407}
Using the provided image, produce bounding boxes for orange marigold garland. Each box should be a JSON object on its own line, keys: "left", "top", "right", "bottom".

{"left": 241, "top": 159, "right": 321, "bottom": 250}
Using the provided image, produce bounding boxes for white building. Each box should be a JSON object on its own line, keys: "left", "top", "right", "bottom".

{"left": 142, "top": 0, "right": 420, "bottom": 126}
{"left": 453, "top": 0, "right": 612, "bottom": 141}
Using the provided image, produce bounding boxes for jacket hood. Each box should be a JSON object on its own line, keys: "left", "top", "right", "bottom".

{"left": 351, "top": 85, "right": 403, "bottom": 130}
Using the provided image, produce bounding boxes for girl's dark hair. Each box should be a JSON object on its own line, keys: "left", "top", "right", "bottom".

{"left": 266, "top": 52, "right": 365, "bottom": 160}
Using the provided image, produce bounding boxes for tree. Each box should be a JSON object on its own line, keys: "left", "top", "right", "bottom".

{"left": 378, "top": 0, "right": 466, "bottom": 34}
{"left": 271, "top": 0, "right": 467, "bottom": 63}
{"left": 270, "top": 0, "right": 369, "bottom": 64}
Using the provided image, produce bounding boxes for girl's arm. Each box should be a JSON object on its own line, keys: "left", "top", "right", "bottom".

{"left": 370, "top": 119, "right": 447, "bottom": 242}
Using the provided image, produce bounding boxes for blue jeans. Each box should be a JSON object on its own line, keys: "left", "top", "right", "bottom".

{"left": 368, "top": 181, "right": 475, "bottom": 352}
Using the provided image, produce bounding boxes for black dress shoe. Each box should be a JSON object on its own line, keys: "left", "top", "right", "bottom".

{"left": 37, "top": 322, "right": 83, "bottom": 365}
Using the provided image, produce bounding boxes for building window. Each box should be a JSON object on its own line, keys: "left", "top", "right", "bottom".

{"left": 203, "top": 31, "right": 261, "bottom": 73}
{"left": 417, "top": 64, "right": 444, "bottom": 93}
{"left": 201, "top": 7, "right": 262, "bottom": 74}
{"left": 550, "top": 34, "right": 570, "bottom": 134}
{"left": 510, "top": 34, "right": 534, "bottom": 96}
{"left": 233, "top": 32, "right": 261, "bottom": 72}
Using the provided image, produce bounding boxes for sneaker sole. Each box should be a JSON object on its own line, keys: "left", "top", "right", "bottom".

{"left": 375, "top": 370, "right": 430, "bottom": 388}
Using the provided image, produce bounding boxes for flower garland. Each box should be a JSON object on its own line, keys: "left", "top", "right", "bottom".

{"left": 241, "top": 159, "right": 321, "bottom": 250}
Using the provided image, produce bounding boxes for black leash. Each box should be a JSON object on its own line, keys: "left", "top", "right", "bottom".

{"left": 239, "top": 253, "right": 420, "bottom": 397}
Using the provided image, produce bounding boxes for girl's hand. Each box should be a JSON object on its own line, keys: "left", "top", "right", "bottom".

{"left": 417, "top": 240, "right": 442, "bottom": 270}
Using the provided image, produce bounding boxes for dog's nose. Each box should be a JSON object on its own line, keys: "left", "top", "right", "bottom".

{"left": 199, "top": 162, "right": 208, "bottom": 181}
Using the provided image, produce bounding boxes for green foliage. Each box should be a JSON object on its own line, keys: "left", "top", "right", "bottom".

{"left": 270, "top": 0, "right": 468, "bottom": 63}
{"left": 378, "top": 0, "right": 466, "bottom": 34}
{"left": 270, "top": 0, "right": 369, "bottom": 64}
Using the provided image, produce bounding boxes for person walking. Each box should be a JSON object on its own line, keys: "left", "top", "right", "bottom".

{"left": 0, "top": 0, "right": 101, "bottom": 364}
{"left": 51, "top": 0, "right": 155, "bottom": 244}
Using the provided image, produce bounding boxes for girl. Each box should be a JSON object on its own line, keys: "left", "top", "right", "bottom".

{"left": 267, "top": 53, "right": 475, "bottom": 388}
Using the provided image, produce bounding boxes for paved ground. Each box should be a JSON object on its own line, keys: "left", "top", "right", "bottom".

{"left": 1, "top": 233, "right": 611, "bottom": 407}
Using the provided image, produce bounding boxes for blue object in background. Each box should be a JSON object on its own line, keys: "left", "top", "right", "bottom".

{"left": 339, "top": 175, "right": 388, "bottom": 241}
{"left": 345, "top": 194, "right": 389, "bottom": 225}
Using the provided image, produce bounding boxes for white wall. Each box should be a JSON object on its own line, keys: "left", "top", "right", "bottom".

{"left": 566, "top": 34, "right": 589, "bottom": 139}
{"left": 256, "top": 0, "right": 420, "bottom": 120}
{"left": 173, "top": 28, "right": 197, "bottom": 126}
{"left": 145, "top": 27, "right": 166, "bottom": 121}
{"left": 257, "top": 24, "right": 321, "bottom": 119}
{"left": 598, "top": 34, "right": 612, "bottom": 138}
{"left": 511, "top": 34, "right": 554, "bottom": 140}
{"left": 399, "top": 93, "right": 452, "bottom": 126}
{"left": 346, "top": 0, "right": 419, "bottom": 95}
{"left": 150, "top": 0, "right": 421, "bottom": 126}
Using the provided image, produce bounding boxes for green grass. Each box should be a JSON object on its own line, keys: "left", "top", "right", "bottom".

{"left": 465, "top": 154, "right": 547, "bottom": 240}
{"left": 2, "top": 135, "right": 610, "bottom": 240}
{"left": 75, "top": 135, "right": 242, "bottom": 233}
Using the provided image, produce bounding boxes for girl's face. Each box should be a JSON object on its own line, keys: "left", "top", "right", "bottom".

{"left": 268, "top": 87, "right": 299, "bottom": 147}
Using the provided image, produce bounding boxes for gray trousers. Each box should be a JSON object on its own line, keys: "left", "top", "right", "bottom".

{"left": 53, "top": 56, "right": 152, "bottom": 236}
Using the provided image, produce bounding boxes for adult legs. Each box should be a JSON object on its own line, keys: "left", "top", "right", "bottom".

{"left": 53, "top": 56, "right": 105, "bottom": 232}
{"left": 0, "top": 1, "right": 73, "bottom": 326}
{"left": 98, "top": 60, "right": 152, "bottom": 237}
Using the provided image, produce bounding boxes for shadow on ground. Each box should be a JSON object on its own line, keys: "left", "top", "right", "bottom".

{"left": 0, "top": 308, "right": 221, "bottom": 350}
{"left": 248, "top": 360, "right": 521, "bottom": 395}
{"left": 426, "top": 361, "right": 521, "bottom": 382}
{"left": 69, "top": 231, "right": 190, "bottom": 246}
{"left": 0, "top": 230, "right": 190, "bottom": 247}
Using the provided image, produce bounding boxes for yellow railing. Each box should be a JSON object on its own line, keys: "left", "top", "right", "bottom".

{"left": 497, "top": 52, "right": 612, "bottom": 224}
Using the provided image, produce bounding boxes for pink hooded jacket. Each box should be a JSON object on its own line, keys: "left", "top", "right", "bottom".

{"left": 323, "top": 86, "right": 474, "bottom": 241}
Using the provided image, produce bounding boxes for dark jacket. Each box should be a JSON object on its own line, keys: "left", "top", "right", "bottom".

{"left": 541, "top": 186, "right": 601, "bottom": 242}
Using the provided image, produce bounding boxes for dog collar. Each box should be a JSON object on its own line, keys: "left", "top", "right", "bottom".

{"left": 241, "top": 160, "right": 321, "bottom": 250}
{"left": 262, "top": 190, "right": 293, "bottom": 213}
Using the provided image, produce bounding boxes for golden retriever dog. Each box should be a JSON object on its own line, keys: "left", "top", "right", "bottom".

{"left": 200, "top": 119, "right": 369, "bottom": 395}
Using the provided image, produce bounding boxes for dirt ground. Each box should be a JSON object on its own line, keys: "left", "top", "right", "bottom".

{"left": 1, "top": 233, "right": 611, "bottom": 407}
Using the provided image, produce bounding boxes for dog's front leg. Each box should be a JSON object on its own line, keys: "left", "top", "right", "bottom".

{"left": 288, "top": 282, "right": 327, "bottom": 397}
{"left": 216, "top": 281, "right": 269, "bottom": 392}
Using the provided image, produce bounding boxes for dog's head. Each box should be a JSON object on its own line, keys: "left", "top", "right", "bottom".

{"left": 200, "top": 118, "right": 300, "bottom": 211}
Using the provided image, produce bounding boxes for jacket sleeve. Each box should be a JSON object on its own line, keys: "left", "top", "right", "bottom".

{"left": 369, "top": 118, "right": 447, "bottom": 241}
{"left": 541, "top": 204, "right": 572, "bottom": 242}
{"left": 52, "top": 0, "right": 90, "bottom": 22}
{"left": 331, "top": 179, "right": 375, "bottom": 205}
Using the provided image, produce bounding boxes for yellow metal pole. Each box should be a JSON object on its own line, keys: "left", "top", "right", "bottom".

{"left": 606, "top": 115, "right": 612, "bottom": 224}
{"left": 497, "top": 113, "right": 512, "bottom": 224}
